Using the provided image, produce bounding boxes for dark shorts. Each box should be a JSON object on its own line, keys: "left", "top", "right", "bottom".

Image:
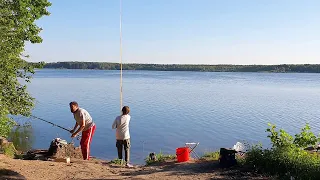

{"left": 116, "top": 139, "right": 131, "bottom": 150}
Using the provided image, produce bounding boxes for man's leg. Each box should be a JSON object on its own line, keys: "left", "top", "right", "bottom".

{"left": 116, "top": 140, "right": 123, "bottom": 160}
{"left": 86, "top": 125, "right": 95, "bottom": 160}
{"left": 81, "top": 125, "right": 95, "bottom": 160}
{"left": 124, "top": 139, "right": 131, "bottom": 163}
{"left": 80, "top": 131, "right": 88, "bottom": 160}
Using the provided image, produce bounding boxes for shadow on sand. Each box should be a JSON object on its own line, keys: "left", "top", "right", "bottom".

{"left": 0, "top": 169, "right": 26, "bottom": 180}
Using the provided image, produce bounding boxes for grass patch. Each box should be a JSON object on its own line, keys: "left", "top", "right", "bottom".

{"left": 145, "top": 152, "right": 176, "bottom": 165}
{"left": 109, "top": 158, "right": 125, "bottom": 165}
{"left": 201, "top": 151, "right": 220, "bottom": 160}
{"left": 14, "top": 154, "right": 24, "bottom": 159}
{"left": 241, "top": 123, "right": 320, "bottom": 180}
{"left": 244, "top": 145, "right": 320, "bottom": 180}
{"left": 0, "top": 142, "right": 17, "bottom": 158}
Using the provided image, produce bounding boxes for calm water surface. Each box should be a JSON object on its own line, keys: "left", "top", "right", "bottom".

{"left": 16, "top": 69, "right": 320, "bottom": 164}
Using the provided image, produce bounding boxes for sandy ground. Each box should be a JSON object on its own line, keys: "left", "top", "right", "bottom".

{"left": 0, "top": 155, "right": 272, "bottom": 180}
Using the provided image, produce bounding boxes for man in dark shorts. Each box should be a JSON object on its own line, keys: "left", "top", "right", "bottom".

{"left": 112, "top": 106, "right": 133, "bottom": 167}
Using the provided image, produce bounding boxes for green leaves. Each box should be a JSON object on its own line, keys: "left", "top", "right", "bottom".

{"left": 145, "top": 151, "right": 176, "bottom": 165}
{"left": 267, "top": 123, "right": 320, "bottom": 149}
{"left": 0, "top": 108, "right": 15, "bottom": 137}
{"left": 294, "top": 124, "right": 320, "bottom": 148}
{"left": 245, "top": 124, "right": 320, "bottom": 179}
{"left": 266, "top": 123, "right": 294, "bottom": 148}
{"left": 0, "top": 0, "right": 51, "bottom": 137}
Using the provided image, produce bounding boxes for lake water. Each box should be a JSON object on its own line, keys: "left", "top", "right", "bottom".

{"left": 15, "top": 69, "right": 320, "bottom": 164}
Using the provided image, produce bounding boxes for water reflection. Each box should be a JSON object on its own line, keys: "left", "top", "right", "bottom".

{"left": 8, "top": 122, "right": 34, "bottom": 152}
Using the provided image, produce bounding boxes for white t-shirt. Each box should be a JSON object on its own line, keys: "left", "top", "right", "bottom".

{"left": 73, "top": 108, "right": 94, "bottom": 131}
{"left": 112, "top": 114, "right": 131, "bottom": 140}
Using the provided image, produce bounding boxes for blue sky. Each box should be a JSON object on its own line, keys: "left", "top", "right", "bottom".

{"left": 25, "top": 0, "right": 320, "bottom": 65}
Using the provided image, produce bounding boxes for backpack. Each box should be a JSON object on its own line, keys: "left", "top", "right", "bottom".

{"left": 219, "top": 148, "right": 237, "bottom": 168}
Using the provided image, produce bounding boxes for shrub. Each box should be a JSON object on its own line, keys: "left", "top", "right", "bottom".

{"left": 0, "top": 109, "right": 15, "bottom": 138}
{"left": 244, "top": 123, "right": 320, "bottom": 180}
{"left": 0, "top": 142, "right": 17, "bottom": 158}
{"left": 145, "top": 151, "right": 176, "bottom": 165}
{"left": 293, "top": 124, "right": 320, "bottom": 148}
{"left": 201, "top": 151, "right": 220, "bottom": 160}
{"left": 109, "top": 158, "right": 124, "bottom": 165}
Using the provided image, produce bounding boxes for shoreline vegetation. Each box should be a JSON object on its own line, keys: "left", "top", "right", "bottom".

{"left": 35, "top": 61, "right": 320, "bottom": 73}
{"left": 2, "top": 122, "right": 320, "bottom": 179}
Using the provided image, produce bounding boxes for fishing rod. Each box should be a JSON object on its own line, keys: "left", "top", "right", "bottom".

{"left": 30, "top": 115, "right": 71, "bottom": 132}
{"left": 30, "top": 115, "right": 82, "bottom": 140}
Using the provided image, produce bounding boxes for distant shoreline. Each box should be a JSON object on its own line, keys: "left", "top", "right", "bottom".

{"left": 33, "top": 62, "right": 320, "bottom": 73}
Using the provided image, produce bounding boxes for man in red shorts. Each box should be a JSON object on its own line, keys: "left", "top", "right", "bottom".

{"left": 69, "top": 101, "right": 96, "bottom": 160}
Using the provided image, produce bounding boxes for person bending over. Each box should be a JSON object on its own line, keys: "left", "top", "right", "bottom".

{"left": 69, "top": 101, "right": 96, "bottom": 160}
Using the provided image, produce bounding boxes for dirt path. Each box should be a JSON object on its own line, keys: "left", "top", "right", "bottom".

{"left": 0, "top": 155, "right": 272, "bottom": 180}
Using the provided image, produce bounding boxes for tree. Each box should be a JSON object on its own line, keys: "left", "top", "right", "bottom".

{"left": 0, "top": 0, "right": 51, "bottom": 137}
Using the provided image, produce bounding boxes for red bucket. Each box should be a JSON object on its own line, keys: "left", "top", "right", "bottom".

{"left": 176, "top": 147, "right": 190, "bottom": 162}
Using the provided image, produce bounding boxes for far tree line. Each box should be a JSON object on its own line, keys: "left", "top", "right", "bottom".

{"left": 39, "top": 62, "right": 320, "bottom": 73}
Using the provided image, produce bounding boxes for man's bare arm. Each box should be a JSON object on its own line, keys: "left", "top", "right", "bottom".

{"left": 71, "top": 119, "right": 85, "bottom": 137}
{"left": 70, "top": 122, "right": 79, "bottom": 133}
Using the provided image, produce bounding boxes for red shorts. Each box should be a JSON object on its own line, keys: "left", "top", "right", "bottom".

{"left": 80, "top": 125, "right": 96, "bottom": 160}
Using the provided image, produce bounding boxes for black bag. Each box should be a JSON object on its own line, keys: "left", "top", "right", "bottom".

{"left": 219, "top": 148, "right": 237, "bottom": 168}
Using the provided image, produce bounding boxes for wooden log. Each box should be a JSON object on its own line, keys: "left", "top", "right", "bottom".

{"left": 54, "top": 157, "right": 70, "bottom": 163}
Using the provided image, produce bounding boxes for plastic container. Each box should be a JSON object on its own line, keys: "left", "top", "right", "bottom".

{"left": 176, "top": 147, "right": 190, "bottom": 162}
{"left": 232, "top": 142, "right": 245, "bottom": 152}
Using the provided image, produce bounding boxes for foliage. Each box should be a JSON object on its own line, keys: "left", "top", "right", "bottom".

{"left": 266, "top": 123, "right": 294, "bottom": 148}
{"left": 245, "top": 145, "right": 320, "bottom": 180}
{"left": 243, "top": 123, "right": 320, "bottom": 180}
{"left": 28, "top": 62, "right": 46, "bottom": 69}
{"left": 266, "top": 123, "right": 320, "bottom": 149}
{"left": 0, "top": 0, "right": 51, "bottom": 137}
{"left": 293, "top": 123, "right": 320, "bottom": 148}
{"left": 43, "top": 62, "right": 320, "bottom": 73}
{"left": 109, "top": 158, "right": 124, "bottom": 165}
{"left": 0, "top": 142, "right": 17, "bottom": 158}
{"left": 201, "top": 151, "right": 220, "bottom": 160}
{"left": 0, "top": 109, "right": 15, "bottom": 137}
{"left": 145, "top": 151, "right": 176, "bottom": 165}
{"left": 8, "top": 123, "right": 34, "bottom": 152}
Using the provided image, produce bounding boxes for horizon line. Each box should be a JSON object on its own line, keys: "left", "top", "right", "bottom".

{"left": 33, "top": 61, "right": 320, "bottom": 66}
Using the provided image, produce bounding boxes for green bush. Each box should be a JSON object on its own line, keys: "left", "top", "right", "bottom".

{"left": 0, "top": 109, "right": 15, "bottom": 138}
{"left": 266, "top": 123, "right": 294, "bottom": 148}
{"left": 293, "top": 124, "right": 320, "bottom": 148}
{"left": 201, "top": 151, "right": 220, "bottom": 160}
{"left": 266, "top": 123, "right": 319, "bottom": 149}
{"left": 245, "top": 145, "right": 320, "bottom": 179}
{"left": 0, "top": 0, "right": 51, "bottom": 139}
{"left": 145, "top": 151, "right": 176, "bottom": 165}
{"left": 244, "top": 123, "right": 320, "bottom": 180}
{"left": 109, "top": 158, "right": 124, "bottom": 165}
{"left": 0, "top": 143, "right": 17, "bottom": 158}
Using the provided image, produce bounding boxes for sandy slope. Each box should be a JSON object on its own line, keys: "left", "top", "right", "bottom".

{"left": 0, "top": 155, "right": 271, "bottom": 180}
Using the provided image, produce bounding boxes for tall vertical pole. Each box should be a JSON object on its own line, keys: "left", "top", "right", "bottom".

{"left": 119, "top": 0, "right": 123, "bottom": 112}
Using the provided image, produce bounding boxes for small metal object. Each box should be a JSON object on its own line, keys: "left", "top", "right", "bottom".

{"left": 185, "top": 142, "right": 200, "bottom": 159}
{"left": 77, "top": 135, "right": 82, "bottom": 140}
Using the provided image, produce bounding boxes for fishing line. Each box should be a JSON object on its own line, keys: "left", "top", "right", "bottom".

{"left": 29, "top": 115, "right": 81, "bottom": 140}
{"left": 30, "top": 115, "right": 71, "bottom": 132}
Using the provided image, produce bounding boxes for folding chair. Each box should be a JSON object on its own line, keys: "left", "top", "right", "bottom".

{"left": 185, "top": 142, "right": 200, "bottom": 159}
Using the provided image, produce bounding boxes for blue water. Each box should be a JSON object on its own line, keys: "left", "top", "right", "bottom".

{"left": 20, "top": 69, "right": 320, "bottom": 164}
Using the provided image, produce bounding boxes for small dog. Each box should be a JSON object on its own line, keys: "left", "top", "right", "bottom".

{"left": 149, "top": 152, "right": 157, "bottom": 161}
